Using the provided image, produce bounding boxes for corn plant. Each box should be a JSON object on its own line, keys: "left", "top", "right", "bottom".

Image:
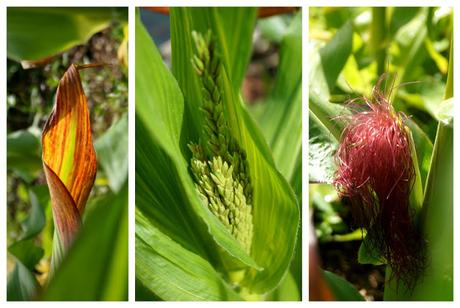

{"left": 309, "top": 7, "right": 452, "bottom": 301}
{"left": 7, "top": 7, "right": 128, "bottom": 301}
{"left": 136, "top": 7, "right": 301, "bottom": 300}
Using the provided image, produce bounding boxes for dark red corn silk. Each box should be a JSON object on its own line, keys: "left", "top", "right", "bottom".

{"left": 333, "top": 83, "right": 425, "bottom": 290}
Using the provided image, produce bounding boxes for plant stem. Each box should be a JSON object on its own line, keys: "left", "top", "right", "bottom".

{"left": 371, "top": 7, "right": 387, "bottom": 77}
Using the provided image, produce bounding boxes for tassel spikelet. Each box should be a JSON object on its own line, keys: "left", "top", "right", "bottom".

{"left": 189, "top": 30, "right": 253, "bottom": 254}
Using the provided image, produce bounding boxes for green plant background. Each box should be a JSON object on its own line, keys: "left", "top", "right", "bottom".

{"left": 309, "top": 7, "right": 452, "bottom": 301}
{"left": 6, "top": 7, "right": 129, "bottom": 301}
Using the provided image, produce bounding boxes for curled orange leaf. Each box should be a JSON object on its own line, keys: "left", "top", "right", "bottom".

{"left": 42, "top": 64, "right": 97, "bottom": 251}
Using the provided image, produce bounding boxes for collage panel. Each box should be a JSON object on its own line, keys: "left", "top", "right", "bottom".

{"left": 6, "top": 7, "right": 129, "bottom": 301}
{"left": 135, "top": 7, "right": 301, "bottom": 301}
{"left": 309, "top": 6, "right": 453, "bottom": 301}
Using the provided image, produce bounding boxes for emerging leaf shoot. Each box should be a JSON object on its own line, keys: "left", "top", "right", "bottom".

{"left": 42, "top": 64, "right": 97, "bottom": 271}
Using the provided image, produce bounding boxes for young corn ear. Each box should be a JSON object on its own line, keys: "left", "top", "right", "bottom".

{"left": 333, "top": 77, "right": 425, "bottom": 290}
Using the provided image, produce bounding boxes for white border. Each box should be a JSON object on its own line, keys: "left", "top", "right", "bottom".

{"left": 1, "top": 0, "right": 458, "bottom": 7}
{"left": 128, "top": 5, "right": 136, "bottom": 303}
{"left": 1, "top": 2, "right": 6, "bottom": 305}
{"left": 302, "top": 5, "right": 308, "bottom": 303}
{"left": 453, "top": 1, "right": 459, "bottom": 305}
{"left": 0, "top": 0, "right": 459, "bottom": 306}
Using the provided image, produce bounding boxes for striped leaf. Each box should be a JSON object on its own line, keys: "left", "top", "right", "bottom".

{"left": 41, "top": 64, "right": 97, "bottom": 262}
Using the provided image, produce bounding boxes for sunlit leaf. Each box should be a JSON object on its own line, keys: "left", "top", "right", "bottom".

{"left": 319, "top": 22, "right": 353, "bottom": 93}
{"left": 42, "top": 64, "right": 97, "bottom": 262}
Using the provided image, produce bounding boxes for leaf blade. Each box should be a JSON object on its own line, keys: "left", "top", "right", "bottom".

{"left": 43, "top": 183, "right": 128, "bottom": 301}
{"left": 41, "top": 64, "right": 97, "bottom": 251}
{"left": 7, "top": 7, "right": 126, "bottom": 63}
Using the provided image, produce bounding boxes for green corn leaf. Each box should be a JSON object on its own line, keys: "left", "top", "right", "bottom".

{"left": 265, "top": 271, "right": 300, "bottom": 301}
{"left": 218, "top": 46, "right": 299, "bottom": 295}
{"left": 20, "top": 188, "right": 47, "bottom": 240}
{"left": 136, "top": 210, "right": 240, "bottom": 301}
{"left": 357, "top": 235, "right": 384, "bottom": 266}
{"left": 319, "top": 22, "right": 353, "bottom": 92}
{"left": 393, "top": 8, "right": 428, "bottom": 86}
{"left": 7, "top": 182, "right": 48, "bottom": 301}
{"left": 7, "top": 7, "right": 127, "bottom": 64}
{"left": 405, "top": 120, "right": 433, "bottom": 189}
{"left": 384, "top": 34, "right": 453, "bottom": 301}
{"left": 7, "top": 259, "right": 41, "bottom": 301}
{"left": 7, "top": 234, "right": 44, "bottom": 300}
{"left": 249, "top": 15, "right": 302, "bottom": 295}
{"left": 251, "top": 12, "right": 302, "bottom": 183}
{"left": 309, "top": 21, "right": 353, "bottom": 183}
{"left": 95, "top": 114, "right": 129, "bottom": 193}
{"left": 322, "top": 270, "right": 365, "bottom": 301}
{"left": 135, "top": 117, "right": 242, "bottom": 300}
{"left": 42, "top": 182, "right": 128, "bottom": 301}
{"left": 8, "top": 240, "right": 44, "bottom": 272}
{"left": 7, "top": 130, "right": 42, "bottom": 182}
{"left": 384, "top": 123, "right": 453, "bottom": 300}
{"left": 309, "top": 111, "right": 338, "bottom": 184}
{"left": 388, "top": 7, "right": 420, "bottom": 37}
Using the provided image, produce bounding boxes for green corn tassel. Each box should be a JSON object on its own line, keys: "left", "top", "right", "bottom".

{"left": 189, "top": 30, "right": 253, "bottom": 255}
